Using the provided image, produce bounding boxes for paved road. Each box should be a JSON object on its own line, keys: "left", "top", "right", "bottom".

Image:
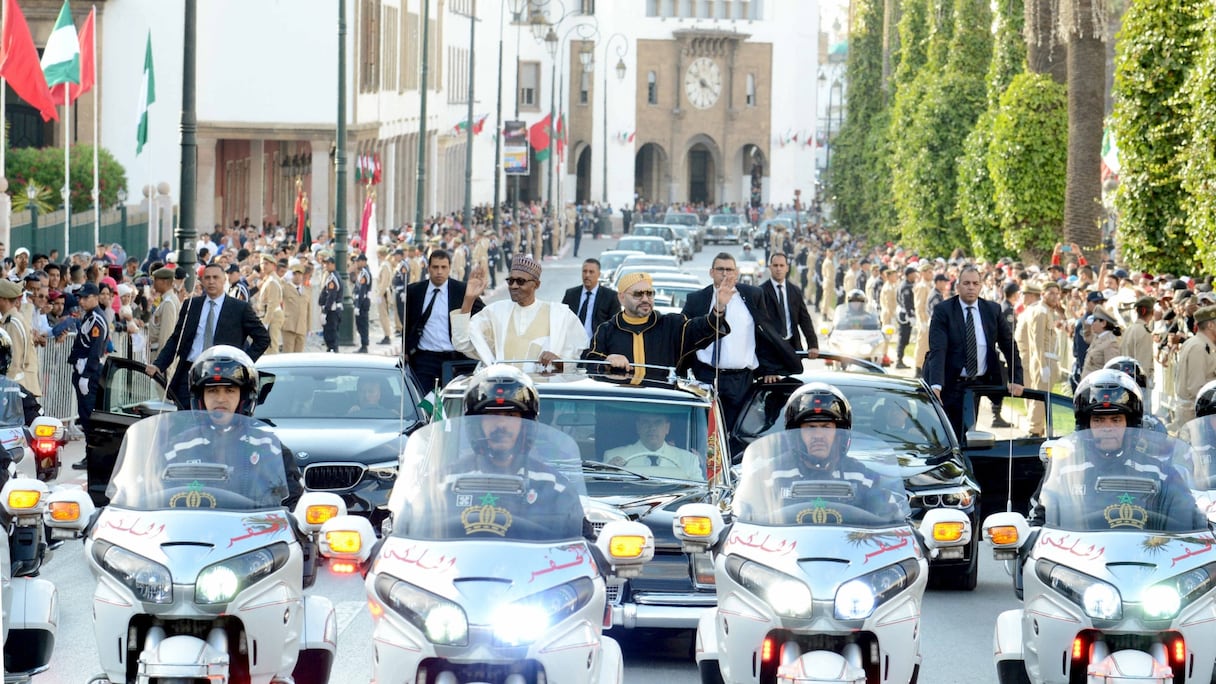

{"left": 32, "top": 234, "right": 1016, "bottom": 683}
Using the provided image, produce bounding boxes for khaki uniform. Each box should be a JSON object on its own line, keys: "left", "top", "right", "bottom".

{"left": 257, "top": 274, "right": 285, "bottom": 354}
{"left": 912, "top": 280, "right": 931, "bottom": 369}
{"left": 1121, "top": 319, "right": 1155, "bottom": 383}
{"left": 3, "top": 310, "right": 39, "bottom": 396}
{"left": 472, "top": 237, "right": 490, "bottom": 276}
{"left": 408, "top": 255, "right": 424, "bottom": 284}
{"left": 821, "top": 257, "right": 837, "bottom": 313}
{"left": 1026, "top": 302, "right": 1062, "bottom": 434}
{"left": 1173, "top": 333, "right": 1216, "bottom": 429}
{"left": 451, "top": 243, "right": 468, "bottom": 281}
{"left": 374, "top": 258, "right": 397, "bottom": 340}
{"left": 147, "top": 290, "right": 181, "bottom": 360}
{"left": 1014, "top": 307, "right": 1034, "bottom": 392}
{"left": 281, "top": 279, "right": 313, "bottom": 353}
{"left": 1081, "top": 331, "right": 1121, "bottom": 381}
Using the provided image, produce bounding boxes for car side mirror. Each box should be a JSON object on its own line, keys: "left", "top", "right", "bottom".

{"left": 964, "top": 430, "right": 995, "bottom": 449}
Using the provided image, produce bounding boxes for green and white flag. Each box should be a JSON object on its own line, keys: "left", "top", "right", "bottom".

{"left": 40, "top": 1, "right": 80, "bottom": 89}
{"left": 418, "top": 389, "right": 445, "bottom": 421}
{"left": 136, "top": 32, "right": 156, "bottom": 155}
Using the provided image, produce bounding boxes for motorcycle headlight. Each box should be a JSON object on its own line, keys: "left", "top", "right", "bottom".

{"left": 491, "top": 577, "right": 595, "bottom": 646}
{"left": 1038, "top": 560, "right": 1122, "bottom": 621}
{"left": 1142, "top": 563, "right": 1216, "bottom": 620}
{"left": 195, "top": 543, "right": 290, "bottom": 604}
{"left": 725, "top": 555, "right": 812, "bottom": 619}
{"left": 92, "top": 540, "right": 173, "bottom": 604}
{"left": 374, "top": 573, "right": 468, "bottom": 646}
{"left": 834, "top": 560, "right": 917, "bottom": 620}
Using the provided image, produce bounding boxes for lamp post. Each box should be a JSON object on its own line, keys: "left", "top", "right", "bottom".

{"left": 463, "top": 0, "right": 477, "bottom": 230}
{"left": 26, "top": 185, "right": 37, "bottom": 242}
{"left": 414, "top": 0, "right": 431, "bottom": 243}
{"left": 177, "top": 0, "right": 198, "bottom": 289}
{"left": 601, "top": 34, "right": 626, "bottom": 205}
{"left": 117, "top": 188, "right": 128, "bottom": 239}
{"left": 335, "top": 0, "right": 353, "bottom": 343}
{"left": 493, "top": 0, "right": 528, "bottom": 238}
{"left": 819, "top": 68, "right": 843, "bottom": 188}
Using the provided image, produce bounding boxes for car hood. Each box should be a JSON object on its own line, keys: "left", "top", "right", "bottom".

{"left": 586, "top": 478, "right": 709, "bottom": 545}
{"left": 266, "top": 418, "right": 412, "bottom": 464}
{"left": 896, "top": 450, "right": 972, "bottom": 489}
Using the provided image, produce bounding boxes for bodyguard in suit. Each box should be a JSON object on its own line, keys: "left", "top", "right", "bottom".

{"left": 562, "top": 258, "right": 621, "bottom": 342}
{"left": 402, "top": 249, "right": 486, "bottom": 394}
{"left": 761, "top": 253, "right": 818, "bottom": 357}
{"left": 146, "top": 262, "right": 271, "bottom": 408}
{"left": 924, "top": 265, "right": 1023, "bottom": 444}
{"left": 681, "top": 252, "right": 801, "bottom": 430}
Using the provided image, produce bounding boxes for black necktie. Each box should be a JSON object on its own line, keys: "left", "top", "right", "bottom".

{"left": 417, "top": 288, "right": 440, "bottom": 329}
{"left": 578, "top": 290, "right": 591, "bottom": 324}
{"left": 964, "top": 305, "right": 978, "bottom": 377}
{"left": 776, "top": 283, "right": 788, "bottom": 338}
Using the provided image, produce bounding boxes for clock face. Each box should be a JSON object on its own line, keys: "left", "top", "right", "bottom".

{"left": 684, "top": 57, "right": 722, "bottom": 110}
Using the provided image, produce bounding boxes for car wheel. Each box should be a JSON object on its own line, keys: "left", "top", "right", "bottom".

{"left": 929, "top": 533, "right": 979, "bottom": 591}
{"left": 699, "top": 661, "right": 725, "bottom": 684}
{"left": 996, "top": 660, "right": 1031, "bottom": 684}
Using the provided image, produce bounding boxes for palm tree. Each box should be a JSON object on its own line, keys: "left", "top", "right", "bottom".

{"left": 1025, "top": 0, "right": 1066, "bottom": 83}
{"left": 1063, "top": 0, "right": 1106, "bottom": 259}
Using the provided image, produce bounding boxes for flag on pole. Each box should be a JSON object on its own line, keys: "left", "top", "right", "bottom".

{"left": 418, "top": 389, "right": 445, "bottom": 421}
{"left": 372, "top": 154, "right": 382, "bottom": 185}
{"left": 40, "top": 1, "right": 79, "bottom": 88}
{"left": 50, "top": 5, "right": 91, "bottom": 104}
{"left": 529, "top": 114, "right": 552, "bottom": 162}
{"left": 294, "top": 178, "right": 308, "bottom": 243}
{"left": 472, "top": 113, "right": 488, "bottom": 134}
{"left": 0, "top": 0, "right": 59, "bottom": 121}
{"left": 1101, "top": 127, "right": 1121, "bottom": 182}
{"left": 555, "top": 114, "right": 565, "bottom": 162}
{"left": 359, "top": 190, "right": 374, "bottom": 248}
{"left": 136, "top": 31, "right": 155, "bottom": 154}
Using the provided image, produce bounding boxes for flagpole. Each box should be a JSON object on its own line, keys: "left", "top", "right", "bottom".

{"left": 63, "top": 85, "right": 69, "bottom": 256}
{"left": 91, "top": 4, "right": 99, "bottom": 247}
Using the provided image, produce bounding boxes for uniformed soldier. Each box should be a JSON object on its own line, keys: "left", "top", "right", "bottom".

{"left": 1121, "top": 296, "right": 1156, "bottom": 410}
{"left": 255, "top": 255, "right": 285, "bottom": 355}
{"left": 879, "top": 267, "right": 899, "bottom": 367}
{"left": 894, "top": 266, "right": 916, "bottom": 369}
{"left": 70, "top": 282, "right": 109, "bottom": 468}
{"left": 225, "top": 264, "right": 250, "bottom": 301}
{"left": 374, "top": 245, "right": 397, "bottom": 344}
{"left": 1014, "top": 282, "right": 1040, "bottom": 410}
{"left": 1172, "top": 305, "right": 1216, "bottom": 430}
{"left": 147, "top": 267, "right": 181, "bottom": 366}
{"left": 280, "top": 263, "right": 312, "bottom": 353}
{"left": 820, "top": 249, "right": 838, "bottom": 315}
{"left": 408, "top": 246, "right": 425, "bottom": 284}
{"left": 1081, "top": 305, "right": 1122, "bottom": 382}
{"left": 911, "top": 262, "right": 935, "bottom": 374}
{"left": 353, "top": 253, "right": 372, "bottom": 353}
{"left": 392, "top": 253, "right": 410, "bottom": 332}
{"left": 1026, "top": 281, "right": 1064, "bottom": 436}
{"left": 0, "top": 279, "right": 39, "bottom": 400}
{"left": 319, "top": 256, "right": 343, "bottom": 353}
{"left": 450, "top": 238, "right": 468, "bottom": 282}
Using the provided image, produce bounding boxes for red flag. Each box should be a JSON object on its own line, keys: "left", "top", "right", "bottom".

{"left": 359, "top": 191, "right": 373, "bottom": 246}
{"left": 373, "top": 154, "right": 382, "bottom": 185}
{"left": 294, "top": 181, "right": 307, "bottom": 243}
{"left": 51, "top": 5, "right": 93, "bottom": 104}
{"left": 472, "top": 114, "right": 487, "bottom": 135}
{"left": 0, "top": 0, "right": 58, "bottom": 121}
{"left": 528, "top": 114, "right": 552, "bottom": 151}
{"left": 555, "top": 114, "right": 565, "bottom": 161}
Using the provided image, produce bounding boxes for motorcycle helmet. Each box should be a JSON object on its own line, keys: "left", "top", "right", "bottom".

{"left": 1104, "top": 356, "right": 1147, "bottom": 389}
{"left": 1073, "top": 368, "right": 1143, "bottom": 430}
{"left": 463, "top": 364, "right": 539, "bottom": 420}
{"left": 1196, "top": 379, "right": 1216, "bottom": 419}
{"left": 0, "top": 328, "right": 13, "bottom": 376}
{"left": 784, "top": 383, "right": 852, "bottom": 430}
{"left": 188, "top": 345, "right": 259, "bottom": 416}
{"left": 846, "top": 289, "right": 866, "bottom": 304}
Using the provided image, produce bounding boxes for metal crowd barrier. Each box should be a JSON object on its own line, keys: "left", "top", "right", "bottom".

{"left": 35, "top": 329, "right": 150, "bottom": 427}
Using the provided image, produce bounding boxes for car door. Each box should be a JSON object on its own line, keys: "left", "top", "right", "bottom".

{"left": 85, "top": 357, "right": 177, "bottom": 506}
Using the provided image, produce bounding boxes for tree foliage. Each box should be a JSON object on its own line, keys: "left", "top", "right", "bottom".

{"left": 989, "top": 73, "right": 1068, "bottom": 259}
{"left": 1182, "top": 6, "right": 1216, "bottom": 270}
{"left": 6, "top": 145, "right": 128, "bottom": 214}
{"left": 958, "top": 109, "right": 1003, "bottom": 260}
{"left": 1111, "top": 0, "right": 1207, "bottom": 274}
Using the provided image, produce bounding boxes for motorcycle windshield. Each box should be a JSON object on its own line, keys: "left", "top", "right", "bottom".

{"left": 1179, "top": 416, "right": 1216, "bottom": 490}
{"left": 832, "top": 305, "right": 880, "bottom": 330}
{"left": 388, "top": 416, "right": 588, "bottom": 542}
{"left": 0, "top": 377, "right": 25, "bottom": 426}
{"left": 106, "top": 411, "right": 290, "bottom": 512}
{"left": 1037, "top": 427, "right": 1205, "bottom": 533}
{"left": 731, "top": 429, "right": 911, "bottom": 527}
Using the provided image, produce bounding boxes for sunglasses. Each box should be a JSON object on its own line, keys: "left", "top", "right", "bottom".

{"left": 628, "top": 290, "right": 656, "bottom": 299}
{"left": 505, "top": 277, "right": 536, "bottom": 286}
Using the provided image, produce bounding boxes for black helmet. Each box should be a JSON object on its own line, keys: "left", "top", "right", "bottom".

{"left": 1104, "top": 356, "right": 1147, "bottom": 389}
{"left": 1073, "top": 369, "right": 1143, "bottom": 429}
{"left": 784, "top": 382, "right": 852, "bottom": 430}
{"left": 0, "top": 328, "right": 12, "bottom": 376}
{"left": 463, "top": 364, "right": 539, "bottom": 420}
{"left": 188, "top": 345, "right": 259, "bottom": 415}
{"left": 846, "top": 289, "right": 866, "bottom": 304}
{"left": 1196, "top": 379, "right": 1216, "bottom": 419}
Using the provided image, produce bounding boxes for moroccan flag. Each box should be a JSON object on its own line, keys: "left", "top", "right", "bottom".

{"left": 40, "top": 1, "right": 79, "bottom": 89}
{"left": 472, "top": 113, "right": 488, "bottom": 134}
{"left": 136, "top": 32, "right": 155, "bottom": 154}
{"left": 50, "top": 5, "right": 91, "bottom": 104}
{"left": 529, "top": 114, "right": 552, "bottom": 151}
{"left": 294, "top": 182, "right": 308, "bottom": 243}
{"left": 555, "top": 114, "right": 565, "bottom": 162}
{"left": 706, "top": 405, "right": 722, "bottom": 482}
{"left": 373, "top": 154, "right": 382, "bottom": 185}
{"left": 1101, "top": 127, "right": 1121, "bottom": 182}
{"left": 0, "top": 0, "right": 58, "bottom": 121}
{"left": 359, "top": 191, "right": 374, "bottom": 248}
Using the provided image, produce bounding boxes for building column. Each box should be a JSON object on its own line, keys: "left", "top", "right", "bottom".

{"left": 197, "top": 137, "right": 218, "bottom": 235}
{"left": 248, "top": 139, "right": 265, "bottom": 227}
{"left": 309, "top": 139, "right": 331, "bottom": 240}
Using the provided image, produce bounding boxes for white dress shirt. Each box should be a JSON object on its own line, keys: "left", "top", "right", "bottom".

{"left": 578, "top": 286, "right": 599, "bottom": 339}
{"left": 418, "top": 282, "right": 456, "bottom": 352}
{"left": 696, "top": 291, "right": 757, "bottom": 370}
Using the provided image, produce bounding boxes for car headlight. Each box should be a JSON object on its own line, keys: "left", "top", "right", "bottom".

{"left": 1038, "top": 560, "right": 1121, "bottom": 620}
{"left": 1142, "top": 563, "right": 1216, "bottom": 620}
{"left": 195, "top": 543, "right": 290, "bottom": 604}
{"left": 834, "top": 560, "right": 917, "bottom": 620}
{"left": 374, "top": 573, "right": 468, "bottom": 646}
{"left": 368, "top": 460, "right": 398, "bottom": 481}
{"left": 491, "top": 577, "right": 595, "bottom": 645}
{"left": 92, "top": 540, "right": 173, "bottom": 604}
{"left": 725, "top": 555, "right": 812, "bottom": 619}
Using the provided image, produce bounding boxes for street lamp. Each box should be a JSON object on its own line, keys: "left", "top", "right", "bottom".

{"left": 26, "top": 184, "right": 38, "bottom": 239}
{"left": 414, "top": 0, "right": 432, "bottom": 243}
{"left": 177, "top": 0, "right": 198, "bottom": 290}
{"left": 117, "top": 188, "right": 128, "bottom": 239}
{"left": 602, "top": 33, "right": 627, "bottom": 205}
{"left": 818, "top": 67, "right": 844, "bottom": 190}
{"left": 492, "top": 0, "right": 529, "bottom": 238}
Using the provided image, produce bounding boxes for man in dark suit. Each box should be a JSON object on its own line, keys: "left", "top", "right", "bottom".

{"left": 761, "top": 253, "right": 818, "bottom": 358}
{"left": 146, "top": 262, "right": 271, "bottom": 408}
{"left": 924, "top": 265, "right": 1023, "bottom": 444}
{"left": 402, "top": 249, "right": 486, "bottom": 394}
{"left": 681, "top": 252, "right": 801, "bottom": 430}
{"left": 562, "top": 258, "right": 621, "bottom": 342}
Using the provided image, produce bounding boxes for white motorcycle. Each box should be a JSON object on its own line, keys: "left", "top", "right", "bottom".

{"left": 320, "top": 416, "right": 655, "bottom": 684}
{"left": 677, "top": 429, "right": 970, "bottom": 684}
{"left": 984, "top": 426, "right": 1216, "bottom": 684}
{"left": 43, "top": 411, "right": 344, "bottom": 684}
{"left": 2, "top": 476, "right": 58, "bottom": 682}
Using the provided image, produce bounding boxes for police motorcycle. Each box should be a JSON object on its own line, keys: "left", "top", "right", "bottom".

{"left": 984, "top": 371, "right": 1216, "bottom": 684}
{"left": 1, "top": 474, "right": 58, "bottom": 682}
{"left": 676, "top": 420, "right": 971, "bottom": 683}
{"left": 737, "top": 244, "right": 765, "bottom": 286}
{"left": 319, "top": 408, "right": 656, "bottom": 683}
{"left": 42, "top": 411, "right": 340, "bottom": 684}
{"left": 817, "top": 291, "right": 893, "bottom": 367}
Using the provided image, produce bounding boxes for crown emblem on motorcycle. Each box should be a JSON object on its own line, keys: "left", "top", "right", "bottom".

{"left": 462, "top": 493, "right": 513, "bottom": 535}
{"left": 169, "top": 489, "right": 218, "bottom": 509}
{"left": 796, "top": 499, "right": 844, "bottom": 525}
{"left": 1104, "top": 493, "right": 1148, "bottom": 529}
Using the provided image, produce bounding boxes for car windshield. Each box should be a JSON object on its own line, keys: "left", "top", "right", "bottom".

{"left": 632, "top": 226, "right": 671, "bottom": 239}
{"left": 664, "top": 213, "right": 698, "bottom": 226}
{"left": 653, "top": 284, "right": 699, "bottom": 308}
{"left": 706, "top": 215, "right": 741, "bottom": 226}
{"left": 255, "top": 366, "right": 417, "bottom": 421}
{"left": 387, "top": 417, "right": 587, "bottom": 542}
{"left": 732, "top": 429, "right": 910, "bottom": 527}
{"left": 616, "top": 238, "right": 669, "bottom": 255}
{"left": 600, "top": 251, "right": 642, "bottom": 274}
{"left": 106, "top": 411, "right": 289, "bottom": 512}
{"left": 833, "top": 304, "right": 881, "bottom": 330}
{"left": 619, "top": 255, "right": 680, "bottom": 269}
{"left": 1037, "top": 428, "right": 1203, "bottom": 533}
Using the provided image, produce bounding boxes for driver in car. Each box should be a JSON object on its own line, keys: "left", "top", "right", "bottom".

{"left": 1029, "top": 369, "right": 1202, "bottom": 530}
{"left": 348, "top": 376, "right": 396, "bottom": 417}
{"left": 155, "top": 345, "right": 304, "bottom": 508}
{"left": 741, "top": 382, "right": 903, "bottom": 523}
{"left": 604, "top": 413, "right": 702, "bottom": 479}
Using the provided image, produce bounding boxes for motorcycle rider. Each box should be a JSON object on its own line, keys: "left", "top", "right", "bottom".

{"left": 1029, "top": 369, "right": 1202, "bottom": 531}
{"left": 1103, "top": 356, "right": 1167, "bottom": 433}
{"left": 738, "top": 382, "right": 904, "bottom": 523}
